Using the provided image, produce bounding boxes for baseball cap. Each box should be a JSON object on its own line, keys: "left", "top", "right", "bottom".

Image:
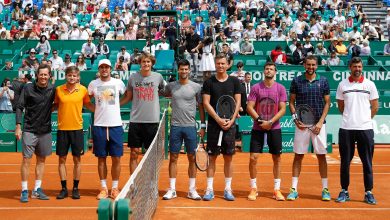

{"left": 121, "top": 46, "right": 126, "bottom": 50}
{"left": 98, "top": 59, "right": 111, "bottom": 67}
{"left": 30, "top": 48, "right": 36, "bottom": 53}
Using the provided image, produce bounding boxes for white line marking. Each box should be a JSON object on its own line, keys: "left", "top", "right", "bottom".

{"left": 1, "top": 172, "right": 390, "bottom": 175}
{"left": 163, "top": 206, "right": 390, "bottom": 211}
{"left": 0, "top": 207, "right": 97, "bottom": 210}
{"left": 1, "top": 163, "right": 389, "bottom": 166}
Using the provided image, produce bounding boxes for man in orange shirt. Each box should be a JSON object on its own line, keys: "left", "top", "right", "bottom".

{"left": 54, "top": 66, "right": 94, "bottom": 199}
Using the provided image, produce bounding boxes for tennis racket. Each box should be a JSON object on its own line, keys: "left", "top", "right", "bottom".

{"left": 256, "top": 97, "right": 277, "bottom": 147}
{"left": 195, "top": 138, "right": 208, "bottom": 171}
{"left": 216, "top": 95, "right": 236, "bottom": 147}
{"left": 295, "top": 104, "right": 317, "bottom": 131}
{"left": 1, "top": 113, "right": 16, "bottom": 132}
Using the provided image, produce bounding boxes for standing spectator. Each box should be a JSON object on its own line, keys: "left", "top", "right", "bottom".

{"left": 49, "top": 49, "right": 65, "bottom": 70}
{"left": 193, "top": 37, "right": 216, "bottom": 81}
{"left": 163, "top": 16, "right": 178, "bottom": 50}
{"left": 335, "top": 56, "right": 379, "bottom": 205}
{"left": 81, "top": 37, "right": 97, "bottom": 64}
{"left": 185, "top": 26, "right": 201, "bottom": 77}
{"left": 193, "top": 16, "right": 206, "bottom": 39}
{"left": 96, "top": 38, "right": 110, "bottom": 59}
{"left": 0, "top": 78, "right": 14, "bottom": 113}
{"left": 35, "top": 35, "right": 51, "bottom": 55}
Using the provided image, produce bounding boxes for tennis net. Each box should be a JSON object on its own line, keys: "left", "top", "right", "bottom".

{"left": 113, "top": 110, "right": 166, "bottom": 220}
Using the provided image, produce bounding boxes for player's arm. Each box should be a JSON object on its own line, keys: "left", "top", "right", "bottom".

{"left": 246, "top": 100, "right": 258, "bottom": 119}
{"left": 337, "top": 99, "right": 344, "bottom": 113}
{"left": 272, "top": 101, "right": 286, "bottom": 124}
{"left": 370, "top": 99, "right": 379, "bottom": 119}
{"left": 198, "top": 102, "right": 206, "bottom": 138}
{"left": 313, "top": 94, "right": 331, "bottom": 135}
{"left": 289, "top": 92, "right": 305, "bottom": 130}
{"left": 203, "top": 93, "right": 224, "bottom": 128}
{"left": 83, "top": 93, "right": 95, "bottom": 112}
{"left": 120, "top": 89, "right": 133, "bottom": 105}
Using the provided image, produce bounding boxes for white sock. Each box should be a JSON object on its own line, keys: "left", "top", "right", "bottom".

{"left": 292, "top": 177, "right": 299, "bottom": 190}
{"left": 112, "top": 180, "right": 119, "bottom": 189}
{"left": 21, "top": 181, "right": 28, "bottom": 191}
{"left": 170, "top": 178, "right": 176, "bottom": 190}
{"left": 207, "top": 177, "right": 213, "bottom": 190}
{"left": 322, "top": 178, "right": 328, "bottom": 189}
{"left": 189, "top": 178, "right": 196, "bottom": 191}
{"left": 250, "top": 178, "right": 257, "bottom": 189}
{"left": 100, "top": 179, "right": 107, "bottom": 189}
{"left": 225, "top": 177, "right": 232, "bottom": 190}
{"left": 34, "top": 180, "right": 42, "bottom": 191}
{"left": 274, "top": 179, "right": 281, "bottom": 190}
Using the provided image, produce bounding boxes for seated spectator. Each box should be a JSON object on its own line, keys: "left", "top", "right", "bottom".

{"left": 302, "top": 36, "right": 314, "bottom": 56}
{"left": 362, "top": 22, "right": 379, "bottom": 41}
{"left": 328, "top": 37, "right": 338, "bottom": 53}
{"left": 230, "top": 35, "right": 241, "bottom": 55}
{"left": 115, "top": 56, "right": 128, "bottom": 71}
{"left": 289, "top": 38, "right": 298, "bottom": 53}
{"left": 346, "top": 39, "right": 361, "bottom": 61}
{"left": 19, "top": 59, "right": 32, "bottom": 71}
{"left": 156, "top": 36, "right": 170, "bottom": 50}
{"left": 92, "top": 28, "right": 104, "bottom": 40}
{"left": 4, "top": 61, "right": 13, "bottom": 71}
{"left": 68, "top": 23, "right": 81, "bottom": 40}
{"left": 124, "top": 24, "right": 137, "bottom": 40}
{"left": 243, "top": 23, "right": 256, "bottom": 40}
{"left": 336, "top": 38, "right": 348, "bottom": 55}
{"left": 117, "top": 46, "right": 131, "bottom": 66}
{"left": 230, "top": 62, "right": 246, "bottom": 83}
{"left": 0, "top": 31, "right": 7, "bottom": 40}
{"left": 334, "top": 26, "right": 349, "bottom": 41}
{"left": 240, "top": 36, "right": 254, "bottom": 55}
{"left": 217, "top": 35, "right": 229, "bottom": 52}
{"left": 209, "top": 5, "right": 221, "bottom": 21}
{"left": 25, "top": 48, "right": 39, "bottom": 68}
{"left": 315, "top": 43, "right": 328, "bottom": 56}
{"left": 31, "top": 60, "right": 40, "bottom": 71}
{"left": 136, "top": 23, "right": 148, "bottom": 39}
{"left": 384, "top": 39, "right": 390, "bottom": 56}
{"left": 292, "top": 42, "right": 304, "bottom": 65}
{"left": 97, "top": 38, "right": 110, "bottom": 58}
{"left": 322, "top": 51, "right": 340, "bottom": 66}
{"left": 49, "top": 49, "right": 64, "bottom": 70}
{"left": 80, "top": 25, "right": 91, "bottom": 40}
{"left": 271, "top": 45, "right": 287, "bottom": 65}
{"left": 81, "top": 37, "right": 97, "bottom": 64}
{"left": 35, "top": 35, "right": 51, "bottom": 55}
{"left": 271, "top": 29, "right": 287, "bottom": 41}
{"left": 75, "top": 55, "right": 87, "bottom": 71}
{"left": 360, "top": 40, "right": 371, "bottom": 56}
{"left": 62, "top": 54, "right": 75, "bottom": 69}
{"left": 348, "top": 26, "right": 363, "bottom": 43}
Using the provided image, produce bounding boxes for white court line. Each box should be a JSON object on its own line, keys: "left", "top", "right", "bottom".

{"left": 0, "top": 207, "right": 97, "bottom": 210}
{"left": 163, "top": 206, "right": 390, "bottom": 211}
{"left": 1, "top": 163, "right": 390, "bottom": 166}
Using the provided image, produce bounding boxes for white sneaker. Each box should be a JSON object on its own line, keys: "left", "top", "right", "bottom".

{"left": 187, "top": 190, "right": 202, "bottom": 200}
{"left": 162, "top": 189, "right": 177, "bottom": 200}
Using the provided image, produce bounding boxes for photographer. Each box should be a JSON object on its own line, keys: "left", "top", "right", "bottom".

{"left": 0, "top": 78, "right": 15, "bottom": 113}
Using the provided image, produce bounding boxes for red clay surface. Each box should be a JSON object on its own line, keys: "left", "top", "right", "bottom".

{"left": 0, "top": 146, "right": 390, "bottom": 220}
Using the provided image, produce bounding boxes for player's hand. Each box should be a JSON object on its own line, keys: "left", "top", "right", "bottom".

{"left": 199, "top": 129, "right": 205, "bottom": 138}
{"left": 260, "top": 121, "right": 272, "bottom": 130}
{"left": 239, "top": 107, "right": 243, "bottom": 112}
{"left": 15, "top": 126, "right": 22, "bottom": 140}
{"left": 294, "top": 119, "right": 306, "bottom": 130}
{"left": 3, "top": 86, "right": 8, "bottom": 91}
{"left": 312, "top": 121, "right": 323, "bottom": 135}
{"left": 217, "top": 117, "right": 228, "bottom": 130}
{"left": 224, "top": 119, "right": 235, "bottom": 130}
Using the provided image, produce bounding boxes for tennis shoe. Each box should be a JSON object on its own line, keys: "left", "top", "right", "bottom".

{"left": 187, "top": 190, "right": 202, "bottom": 200}
{"left": 273, "top": 190, "right": 285, "bottom": 201}
{"left": 110, "top": 188, "right": 120, "bottom": 199}
{"left": 322, "top": 188, "right": 331, "bottom": 201}
{"left": 336, "top": 189, "right": 350, "bottom": 203}
{"left": 163, "top": 188, "right": 177, "bottom": 200}
{"left": 286, "top": 188, "right": 298, "bottom": 201}
{"left": 56, "top": 188, "right": 68, "bottom": 199}
{"left": 224, "top": 189, "right": 235, "bottom": 201}
{"left": 247, "top": 188, "right": 258, "bottom": 201}
{"left": 97, "top": 188, "right": 108, "bottom": 200}
{"left": 31, "top": 188, "right": 49, "bottom": 200}
{"left": 364, "top": 191, "right": 377, "bottom": 205}
{"left": 203, "top": 188, "right": 214, "bottom": 201}
{"left": 72, "top": 188, "right": 80, "bottom": 199}
{"left": 20, "top": 190, "right": 28, "bottom": 203}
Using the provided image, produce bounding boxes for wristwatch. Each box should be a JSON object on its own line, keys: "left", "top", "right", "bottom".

{"left": 200, "top": 123, "right": 206, "bottom": 129}
{"left": 268, "top": 120, "right": 273, "bottom": 125}
{"left": 256, "top": 116, "right": 262, "bottom": 123}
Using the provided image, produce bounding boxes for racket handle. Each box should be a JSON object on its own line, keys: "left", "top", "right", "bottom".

{"left": 217, "top": 130, "right": 223, "bottom": 146}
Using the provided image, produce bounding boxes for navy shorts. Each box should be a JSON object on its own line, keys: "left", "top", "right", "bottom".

{"left": 206, "top": 122, "right": 236, "bottom": 156}
{"left": 169, "top": 126, "right": 197, "bottom": 154}
{"left": 92, "top": 126, "right": 124, "bottom": 157}
{"left": 250, "top": 129, "right": 282, "bottom": 154}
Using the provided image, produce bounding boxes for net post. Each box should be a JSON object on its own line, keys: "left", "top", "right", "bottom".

{"left": 97, "top": 199, "right": 112, "bottom": 220}
{"left": 114, "top": 199, "right": 131, "bottom": 220}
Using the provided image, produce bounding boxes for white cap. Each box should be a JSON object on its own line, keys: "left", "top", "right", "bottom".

{"left": 98, "top": 59, "right": 111, "bottom": 67}
{"left": 364, "top": 22, "right": 369, "bottom": 27}
{"left": 30, "top": 48, "right": 36, "bottom": 53}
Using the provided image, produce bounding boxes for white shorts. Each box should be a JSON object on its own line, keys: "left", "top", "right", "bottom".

{"left": 293, "top": 124, "right": 327, "bottom": 155}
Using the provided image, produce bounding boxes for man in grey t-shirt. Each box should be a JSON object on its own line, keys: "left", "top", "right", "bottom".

{"left": 161, "top": 59, "right": 206, "bottom": 201}
{"left": 120, "top": 53, "right": 166, "bottom": 174}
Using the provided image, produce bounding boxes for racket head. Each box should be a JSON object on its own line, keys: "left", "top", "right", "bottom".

{"left": 195, "top": 139, "right": 209, "bottom": 171}
{"left": 1, "top": 113, "right": 16, "bottom": 132}
{"left": 256, "top": 97, "right": 277, "bottom": 122}
{"left": 216, "top": 95, "right": 236, "bottom": 119}
{"left": 296, "top": 104, "right": 316, "bottom": 127}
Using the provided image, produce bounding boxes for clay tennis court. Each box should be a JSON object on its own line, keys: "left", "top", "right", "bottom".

{"left": 0, "top": 146, "right": 389, "bottom": 220}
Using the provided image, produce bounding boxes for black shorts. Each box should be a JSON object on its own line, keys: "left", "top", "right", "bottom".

{"left": 128, "top": 123, "right": 159, "bottom": 149}
{"left": 56, "top": 130, "right": 85, "bottom": 157}
{"left": 250, "top": 129, "right": 282, "bottom": 154}
{"left": 206, "top": 122, "right": 235, "bottom": 156}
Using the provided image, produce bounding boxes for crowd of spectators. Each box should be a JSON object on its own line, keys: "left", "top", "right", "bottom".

{"left": 0, "top": 0, "right": 389, "bottom": 74}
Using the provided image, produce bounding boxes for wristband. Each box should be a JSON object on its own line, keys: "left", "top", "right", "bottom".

{"left": 292, "top": 113, "right": 298, "bottom": 120}
{"left": 269, "top": 120, "right": 273, "bottom": 125}
{"left": 200, "top": 123, "right": 206, "bottom": 129}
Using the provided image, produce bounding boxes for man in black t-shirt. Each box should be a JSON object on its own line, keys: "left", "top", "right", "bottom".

{"left": 184, "top": 26, "right": 201, "bottom": 77}
{"left": 202, "top": 54, "right": 241, "bottom": 201}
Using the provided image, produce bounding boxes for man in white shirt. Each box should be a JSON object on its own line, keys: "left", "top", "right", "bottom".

{"left": 79, "top": 25, "right": 91, "bottom": 40}
{"left": 116, "top": 46, "right": 131, "bottom": 66}
{"left": 88, "top": 59, "right": 126, "bottom": 200}
{"left": 49, "top": 50, "right": 64, "bottom": 70}
{"left": 68, "top": 24, "right": 81, "bottom": 40}
{"left": 81, "top": 37, "right": 97, "bottom": 64}
{"left": 335, "top": 57, "right": 379, "bottom": 205}
{"left": 334, "top": 9, "right": 346, "bottom": 29}
{"left": 292, "top": 15, "right": 307, "bottom": 40}
{"left": 348, "top": 26, "right": 362, "bottom": 43}
{"left": 155, "top": 36, "right": 170, "bottom": 50}
{"left": 270, "top": 29, "right": 287, "bottom": 41}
